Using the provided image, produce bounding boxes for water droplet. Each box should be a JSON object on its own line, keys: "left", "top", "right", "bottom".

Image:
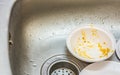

{"left": 24, "top": 71, "right": 30, "bottom": 75}
{"left": 79, "top": 22, "right": 81, "bottom": 24}
{"left": 33, "top": 64, "right": 37, "bottom": 67}
{"left": 26, "top": 73, "right": 30, "bottom": 75}
{"left": 102, "top": 22, "right": 104, "bottom": 24}
{"left": 39, "top": 38, "right": 41, "bottom": 40}
{"left": 111, "top": 25, "right": 116, "bottom": 29}
{"left": 29, "top": 60, "right": 34, "bottom": 62}
{"left": 81, "top": 19, "right": 84, "bottom": 21}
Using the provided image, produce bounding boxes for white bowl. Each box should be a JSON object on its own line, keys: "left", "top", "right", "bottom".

{"left": 66, "top": 25, "right": 116, "bottom": 62}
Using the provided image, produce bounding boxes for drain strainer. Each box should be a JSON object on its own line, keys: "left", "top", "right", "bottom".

{"left": 51, "top": 68, "right": 75, "bottom": 75}
{"left": 49, "top": 61, "right": 79, "bottom": 75}
{"left": 41, "top": 54, "right": 87, "bottom": 75}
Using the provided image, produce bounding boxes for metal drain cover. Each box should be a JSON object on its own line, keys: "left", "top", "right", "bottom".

{"left": 51, "top": 68, "right": 75, "bottom": 75}
{"left": 41, "top": 54, "right": 87, "bottom": 75}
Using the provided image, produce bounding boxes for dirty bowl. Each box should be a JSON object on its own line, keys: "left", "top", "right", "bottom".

{"left": 66, "top": 25, "right": 116, "bottom": 62}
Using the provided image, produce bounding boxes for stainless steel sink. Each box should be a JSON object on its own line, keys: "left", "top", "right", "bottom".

{"left": 9, "top": 0, "right": 120, "bottom": 75}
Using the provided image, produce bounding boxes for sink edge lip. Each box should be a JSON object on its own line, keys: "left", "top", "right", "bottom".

{"left": 0, "top": 0, "right": 16, "bottom": 75}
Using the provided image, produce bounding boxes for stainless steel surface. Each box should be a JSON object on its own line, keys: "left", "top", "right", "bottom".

{"left": 9, "top": 0, "right": 120, "bottom": 75}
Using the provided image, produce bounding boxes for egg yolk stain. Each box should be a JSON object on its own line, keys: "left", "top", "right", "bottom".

{"left": 91, "top": 29, "right": 97, "bottom": 37}
{"left": 74, "top": 29, "right": 113, "bottom": 59}
{"left": 98, "top": 43, "right": 112, "bottom": 57}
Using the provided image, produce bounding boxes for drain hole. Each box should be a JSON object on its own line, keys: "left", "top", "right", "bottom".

{"left": 41, "top": 55, "right": 86, "bottom": 75}
{"left": 49, "top": 62, "right": 78, "bottom": 75}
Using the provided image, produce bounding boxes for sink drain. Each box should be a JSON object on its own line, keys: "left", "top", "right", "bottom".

{"left": 40, "top": 54, "right": 87, "bottom": 75}
{"left": 49, "top": 61, "right": 77, "bottom": 75}
{"left": 51, "top": 68, "right": 75, "bottom": 75}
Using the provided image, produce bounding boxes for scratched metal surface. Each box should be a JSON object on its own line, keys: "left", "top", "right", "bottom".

{"left": 9, "top": 0, "right": 120, "bottom": 75}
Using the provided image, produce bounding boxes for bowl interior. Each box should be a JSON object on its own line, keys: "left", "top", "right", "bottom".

{"left": 68, "top": 26, "right": 115, "bottom": 62}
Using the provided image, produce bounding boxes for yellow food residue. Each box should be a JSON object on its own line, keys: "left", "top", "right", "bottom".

{"left": 103, "top": 42, "right": 106, "bottom": 45}
{"left": 78, "top": 50, "right": 92, "bottom": 59}
{"left": 81, "top": 30, "right": 86, "bottom": 43}
{"left": 90, "top": 24, "right": 99, "bottom": 37}
{"left": 74, "top": 29, "right": 112, "bottom": 59}
{"left": 91, "top": 29, "right": 98, "bottom": 37}
{"left": 98, "top": 43, "right": 111, "bottom": 57}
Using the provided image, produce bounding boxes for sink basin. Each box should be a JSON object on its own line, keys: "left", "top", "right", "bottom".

{"left": 8, "top": 0, "right": 120, "bottom": 75}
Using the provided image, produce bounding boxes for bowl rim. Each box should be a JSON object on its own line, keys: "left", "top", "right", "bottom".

{"left": 116, "top": 39, "right": 120, "bottom": 59}
{"left": 66, "top": 25, "right": 116, "bottom": 62}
